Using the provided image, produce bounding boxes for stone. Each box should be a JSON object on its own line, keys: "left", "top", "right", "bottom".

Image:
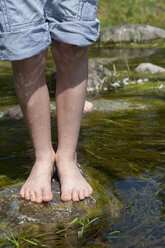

{"left": 0, "top": 181, "right": 96, "bottom": 226}
{"left": 92, "top": 99, "right": 147, "bottom": 112}
{"left": 88, "top": 59, "right": 112, "bottom": 91}
{"left": 135, "top": 63, "right": 165, "bottom": 74}
{"left": 0, "top": 180, "right": 95, "bottom": 237}
{"left": 100, "top": 24, "right": 165, "bottom": 43}
{"left": 0, "top": 165, "right": 121, "bottom": 238}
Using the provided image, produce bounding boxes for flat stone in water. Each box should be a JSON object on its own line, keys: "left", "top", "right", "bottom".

{"left": 0, "top": 180, "right": 96, "bottom": 228}
{"left": 0, "top": 163, "right": 121, "bottom": 239}
{"left": 93, "top": 99, "right": 147, "bottom": 112}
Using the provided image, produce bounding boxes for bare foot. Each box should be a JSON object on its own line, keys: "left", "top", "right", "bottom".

{"left": 20, "top": 151, "right": 56, "bottom": 203}
{"left": 56, "top": 156, "right": 93, "bottom": 202}
{"left": 83, "top": 100, "right": 93, "bottom": 113}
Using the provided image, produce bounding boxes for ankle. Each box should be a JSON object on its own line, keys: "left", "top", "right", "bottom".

{"left": 56, "top": 150, "right": 77, "bottom": 164}
{"left": 35, "top": 149, "right": 56, "bottom": 164}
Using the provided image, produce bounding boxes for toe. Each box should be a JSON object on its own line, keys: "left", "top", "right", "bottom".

{"left": 20, "top": 187, "right": 25, "bottom": 198}
{"left": 35, "top": 189, "right": 43, "bottom": 203}
{"left": 61, "top": 188, "right": 72, "bottom": 202}
{"left": 84, "top": 189, "right": 90, "bottom": 198}
{"left": 42, "top": 188, "right": 53, "bottom": 202}
{"left": 72, "top": 190, "right": 79, "bottom": 202}
{"left": 24, "top": 190, "right": 30, "bottom": 201}
{"left": 79, "top": 190, "right": 85, "bottom": 201}
{"left": 88, "top": 186, "right": 93, "bottom": 195}
{"left": 29, "top": 191, "right": 36, "bottom": 202}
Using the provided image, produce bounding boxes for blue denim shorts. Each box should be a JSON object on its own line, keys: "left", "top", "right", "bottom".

{"left": 0, "top": 0, "right": 100, "bottom": 61}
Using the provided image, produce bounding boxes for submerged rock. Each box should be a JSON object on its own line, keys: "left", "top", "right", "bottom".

{"left": 88, "top": 59, "right": 112, "bottom": 92}
{"left": 135, "top": 63, "right": 165, "bottom": 74}
{"left": 92, "top": 99, "right": 147, "bottom": 112}
{"left": 100, "top": 24, "right": 165, "bottom": 43}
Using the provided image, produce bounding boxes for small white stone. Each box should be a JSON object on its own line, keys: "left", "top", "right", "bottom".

{"left": 95, "top": 85, "right": 99, "bottom": 90}
{"left": 137, "top": 105, "right": 146, "bottom": 109}
{"left": 112, "top": 72, "right": 117, "bottom": 76}
{"left": 111, "top": 82, "right": 120, "bottom": 88}
{"left": 87, "top": 87, "right": 94, "bottom": 92}
{"left": 123, "top": 77, "right": 129, "bottom": 85}
{"left": 137, "top": 78, "right": 143, "bottom": 83}
{"left": 123, "top": 81, "right": 129, "bottom": 86}
{"left": 158, "top": 84, "right": 163, "bottom": 89}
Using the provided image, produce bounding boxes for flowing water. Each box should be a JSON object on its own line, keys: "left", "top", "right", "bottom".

{"left": 0, "top": 45, "right": 165, "bottom": 247}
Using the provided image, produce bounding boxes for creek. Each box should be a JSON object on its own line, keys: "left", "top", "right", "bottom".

{"left": 0, "top": 45, "right": 165, "bottom": 247}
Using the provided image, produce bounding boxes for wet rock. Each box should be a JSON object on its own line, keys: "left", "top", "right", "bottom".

{"left": 135, "top": 63, "right": 165, "bottom": 74}
{"left": 0, "top": 165, "right": 120, "bottom": 238}
{"left": 0, "top": 181, "right": 95, "bottom": 233}
{"left": 92, "top": 99, "right": 147, "bottom": 112}
{"left": 100, "top": 24, "right": 165, "bottom": 43}
{"left": 88, "top": 59, "right": 112, "bottom": 91}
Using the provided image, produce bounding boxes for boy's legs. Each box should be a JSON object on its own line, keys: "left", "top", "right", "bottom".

{"left": 12, "top": 45, "right": 92, "bottom": 203}
{"left": 6, "top": 0, "right": 99, "bottom": 203}
{"left": 12, "top": 50, "right": 56, "bottom": 203}
{"left": 51, "top": 41, "right": 92, "bottom": 201}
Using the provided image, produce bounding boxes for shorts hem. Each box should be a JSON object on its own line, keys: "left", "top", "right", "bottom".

{"left": 0, "top": 23, "right": 51, "bottom": 61}
{"left": 49, "top": 19, "right": 100, "bottom": 47}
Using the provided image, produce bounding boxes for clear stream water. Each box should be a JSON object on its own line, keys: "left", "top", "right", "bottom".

{"left": 0, "top": 46, "right": 165, "bottom": 247}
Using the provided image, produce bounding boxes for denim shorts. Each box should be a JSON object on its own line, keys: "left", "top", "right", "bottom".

{"left": 0, "top": 0, "right": 100, "bottom": 61}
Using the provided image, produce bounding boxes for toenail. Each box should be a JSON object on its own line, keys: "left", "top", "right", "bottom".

{"left": 36, "top": 197, "right": 42, "bottom": 202}
{"left": 85, "top": 191, "right": 90, "bottom": 198}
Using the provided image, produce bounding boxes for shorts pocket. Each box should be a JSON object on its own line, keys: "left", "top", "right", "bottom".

{"left": 77, "top": 0, "right": 98, "bottom": 21}
{"left": 49, "top": 0, "right": 80, "bottom": 20}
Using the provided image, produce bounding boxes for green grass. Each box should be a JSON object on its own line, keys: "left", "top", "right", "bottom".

{"left": 97, "top": 0, "right": 165, "bottom": 29}
{"left": 1, "top": 217, "right": 99, "bottom": 247}
{"left": 2, "top": 231, "right": 51, "bottom": 248}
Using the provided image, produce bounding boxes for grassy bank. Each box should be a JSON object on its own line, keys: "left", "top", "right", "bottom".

{"left": 97, "top": 0, "right": 165, "bottom": 29}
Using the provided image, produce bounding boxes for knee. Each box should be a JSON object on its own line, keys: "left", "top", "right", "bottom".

{"left": 12, "top": 49, "right": 48, "bottom": 75}
{"left": 51, "top": 40, "right": 88, "bottom": 67}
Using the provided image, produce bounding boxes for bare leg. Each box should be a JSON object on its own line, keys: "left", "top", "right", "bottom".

{"left": 51, "top": 41, "right": 93, "bottom": 202}
{"left": 12, "top": 50, "right": 56, "bottom": 203}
